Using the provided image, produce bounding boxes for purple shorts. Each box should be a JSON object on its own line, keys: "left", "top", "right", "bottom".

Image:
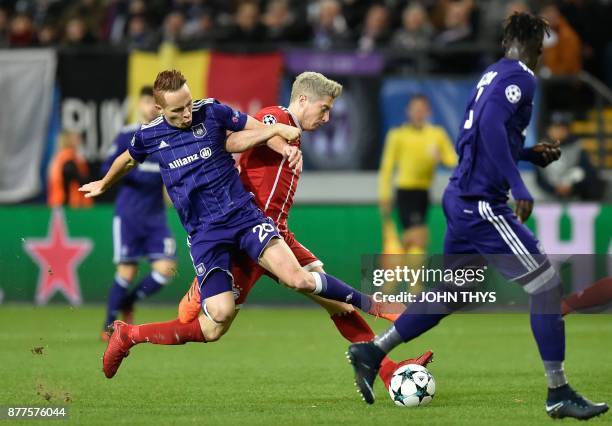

{"left": 188, "top": 201, "right": 280, "bottom": 289}
{"left": 442, "top": 189, "right": 553, "bottom": 289}
{"left": 113, "top": 214, "right": 175, "bottom": 264}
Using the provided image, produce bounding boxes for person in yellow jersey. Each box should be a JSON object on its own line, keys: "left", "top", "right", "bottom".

{"left": 378, "top": 94, "right": 457, "bottom": 253}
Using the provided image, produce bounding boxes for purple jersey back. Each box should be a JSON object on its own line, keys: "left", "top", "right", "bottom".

{"left": 103, "top": 123, "right": 165, "bottom": 219}
{"left": 448, "top": 58, "right": 536, "bottom": 202}
{"left": 128, "top": 98, "right": 249, "bottom": 235}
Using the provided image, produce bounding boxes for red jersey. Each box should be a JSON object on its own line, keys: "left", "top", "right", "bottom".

{"left": 239, "top": 106, "right": 301, "bottom": 235}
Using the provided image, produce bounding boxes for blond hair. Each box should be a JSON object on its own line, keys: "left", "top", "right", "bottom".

{"left": 290, "top": 72, "right": 343, "bottom": 103}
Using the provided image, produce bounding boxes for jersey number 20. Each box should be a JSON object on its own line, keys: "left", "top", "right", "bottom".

{"left": 253, "top": 223, "right": 276, "bottom": 243}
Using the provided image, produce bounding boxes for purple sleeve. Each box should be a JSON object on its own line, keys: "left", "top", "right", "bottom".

{"left": 211, "top": 102, "right": 248, "bottom": 132}
{"left": 127, "top": 130, "right": 148, "bottom": 163}
{"left": 478, "top": 73, "right": 535, "bottom": 201}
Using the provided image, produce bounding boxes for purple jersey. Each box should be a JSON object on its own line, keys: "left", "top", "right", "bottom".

{"left": 127, "top": 99, "right": 249, "bottom": 235}
{"left": 448, "top": 58, "right": 536, "bottom": 203}
{"left": 103, "top": 123, "right": 165, "bottom": 220}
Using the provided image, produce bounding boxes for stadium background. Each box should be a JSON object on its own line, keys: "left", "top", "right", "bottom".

{"left": 1, "top": 2, "right": 611, "bottom": 424}
{"left": 1, "top": 0, "right": 611, "bottom": 306}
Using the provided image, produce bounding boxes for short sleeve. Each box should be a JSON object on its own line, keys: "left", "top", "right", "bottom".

{"left": 127, "top": 130, "right": 148, "bottom": 163}
{"left": 254, "top": 107, "right": 291, "bottom": 126}
{"left": 211, "top": 101, "right": 248, "bottom": 132}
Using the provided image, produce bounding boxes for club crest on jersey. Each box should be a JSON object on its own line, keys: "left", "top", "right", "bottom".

{"left": 200, "top": 147, "right": 212, "bottom": 159}
{"left": 262, "top": 114, "right": 277, "bottom": 125}
{"left": 192, "top": 123, "right": 207, "bottom": 138}
{"left": 195, "top": 263, "right": 206, "bottom": 276}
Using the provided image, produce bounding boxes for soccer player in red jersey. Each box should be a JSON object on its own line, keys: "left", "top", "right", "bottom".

{"left": 177, "top": 72, "right": 432, "bottom": 386}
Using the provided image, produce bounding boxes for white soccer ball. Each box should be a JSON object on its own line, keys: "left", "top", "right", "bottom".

{"left": 388, "top": 363, "right": 436, "bottom": 407}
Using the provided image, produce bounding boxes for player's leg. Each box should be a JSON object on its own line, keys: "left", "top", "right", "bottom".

{"left": 397, "top": 189, "right": 429, "bottom": 253}
{"left": 103, "top": 263, "right": 138, "bottom": 337}
{"left": 346, "top": 191, "right": 475, "bottom": 404}
{"left": 102, "top": 270, "right": 236, "bottom": 379}
{"left": 123, "top": 258, "right": 175, "bottom": 307}
{"left": 121, "top": 230, "right": 177, "bottom": 319}
{"left": 475, "top": 200, "right": 608, "bottom": 420}
{"left": 103, "top": 215, "right": 141, "bottom": 336}
{"left": 257, "top": 238, "right": 377, "bottom": 313}
{"left": 561, "top": 277, "right": 612, "bottom": 315}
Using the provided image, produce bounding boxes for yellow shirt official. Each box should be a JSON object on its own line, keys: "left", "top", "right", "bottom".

{"left": 379, "top": 124, "right": 457, "bottom": 201}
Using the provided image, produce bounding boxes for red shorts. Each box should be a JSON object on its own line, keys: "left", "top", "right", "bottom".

{"left": 231, "top": 231, "right": 321, "bottom": 306}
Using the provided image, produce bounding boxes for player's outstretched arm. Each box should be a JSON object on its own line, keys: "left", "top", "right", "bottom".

{"left": 79, "top": 150, "right": 137, "bottom": 198}
{"left": 225, "top": 116, "right": 300, "bottom": 153}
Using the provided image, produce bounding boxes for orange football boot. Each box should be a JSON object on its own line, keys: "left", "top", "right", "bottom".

{"left": 178, "top": 277, "right": 201, "bottom": 324}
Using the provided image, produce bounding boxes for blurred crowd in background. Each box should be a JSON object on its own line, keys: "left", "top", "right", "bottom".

{"left": 1, "top": 0, "right": 612, "bottom": 79}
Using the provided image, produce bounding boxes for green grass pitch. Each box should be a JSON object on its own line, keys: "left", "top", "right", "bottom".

{"left": 0, "top": 306, "right": 610, "bottom": 425}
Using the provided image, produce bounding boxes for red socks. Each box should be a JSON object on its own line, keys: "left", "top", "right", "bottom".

{"left": 331, "top": 310, "right": 397, "bottom": 384}
{"left": 562, "top": 277, "right": 612, "bottom": 315}
{"left": 331, "top": 310, "right": 375, "bottom": 342}
{"left": 130, "top": 318, "right": 205, "bottom": 345}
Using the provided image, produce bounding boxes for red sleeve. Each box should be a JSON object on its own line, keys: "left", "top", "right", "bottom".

{"left": 253, "top": 106, "right": 291, "bottom": 126}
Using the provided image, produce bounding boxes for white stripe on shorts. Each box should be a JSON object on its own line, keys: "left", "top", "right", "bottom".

{"left": 478, "top": 201, "right": 538, "bottom": 272}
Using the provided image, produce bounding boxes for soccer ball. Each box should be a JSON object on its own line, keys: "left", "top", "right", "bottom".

{"left": 388, "top": 364, "right": 436, "bottom": 407}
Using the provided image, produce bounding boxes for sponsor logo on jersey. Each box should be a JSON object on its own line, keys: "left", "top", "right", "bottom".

{"left": 159, "top": 140, "right": 169, "bottom": 149}
{"left": 232, "top": 109, "right": 241, "bottom": 123}
{"left": 200, "top": 147, "right": 212, "bottom": 159}
{"left": 168, "top": 153, "right": 200, "bottom": 169}
{"left": 192, "top": 123, "right": 207, "bottom": 138}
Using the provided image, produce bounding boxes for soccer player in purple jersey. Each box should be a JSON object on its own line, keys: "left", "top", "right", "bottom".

{"left": 80, "top": 70, "right": 392, "bottom": 379}
{"left": 346, "top": 13, "right": 608, "bottom": 420}
{"left": 100, "top": 86, "right": 177, "bottom": 339}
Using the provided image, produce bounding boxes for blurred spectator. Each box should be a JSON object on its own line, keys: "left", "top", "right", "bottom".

{"left": 48, "top": 131, "right": 93, "bottom": 208}
{"left": 0, "top": 8, "right": 9, "bottom": 47}
{"left": 479, "top": 0, "right": 530, "bottom": 42}
{"left": 160, "top": 10, "right": 186, "bottom": 44}
{"left": 38, "top": 21, "right": 59, "bottom": 46}
{"left": 9, "top": 12, "right": 36, "bottom": 46}
{"left": 535, "top": 112, "right": 606, "bottom": 201}
{"left": 434, "top": 0, "right": 474, "bottom": 45}
{"left": 356, "top": 3, "right": 390, "bottom": 52}
{"left": 391, "top": 2, "right": 433, "bottom": 50}
{"left": 379, "top": 94, "right": 457, "bottom": 252}
{"left": 539, "top": 3, "right": 582, "bottom": 76}
{"left": 125, "top": 13, "right": 156, "bottom": 49}
{"left": 182, "top": 7, "right": 218, "bottom": 44}
{"left": 432, "top": 0, "right": 478, "bottom": 73}
{"left": 62, "top": 16, "right": 96, "bottom": 46}
{"left": 262, "top": 0, "right": 309, "bottom": 43}
{"left": 223, "top": 2, "right": 266, "bottom": 44}
{"left": 63, "top": 0, "right": 107, "bottom": 41}
{"left": 311, "top": 0, "right": 351, "bottom": 49}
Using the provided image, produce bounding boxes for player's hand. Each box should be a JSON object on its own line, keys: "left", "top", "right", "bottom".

{"left": 531, "top": 140, "right": 561, "bottom": 166}
{"left": 515, "top": 199, "right": 534, "bottom": 223}
{"left": 78, "top": 180, "right": 107, "bottom": 198}
{"left": 274, "top": 123, "right": 301, "bottom": 142}
{"left": 282, "top": 145, "right": 302, "bottom": 174}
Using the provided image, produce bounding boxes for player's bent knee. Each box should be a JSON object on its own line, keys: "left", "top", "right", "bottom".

{"left": 286, "top": 271, "right": 314, "bottom": 293}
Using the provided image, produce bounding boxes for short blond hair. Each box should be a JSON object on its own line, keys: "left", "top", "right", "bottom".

{"left": 290, "top": 72, "right": 343, "bottom": 103}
